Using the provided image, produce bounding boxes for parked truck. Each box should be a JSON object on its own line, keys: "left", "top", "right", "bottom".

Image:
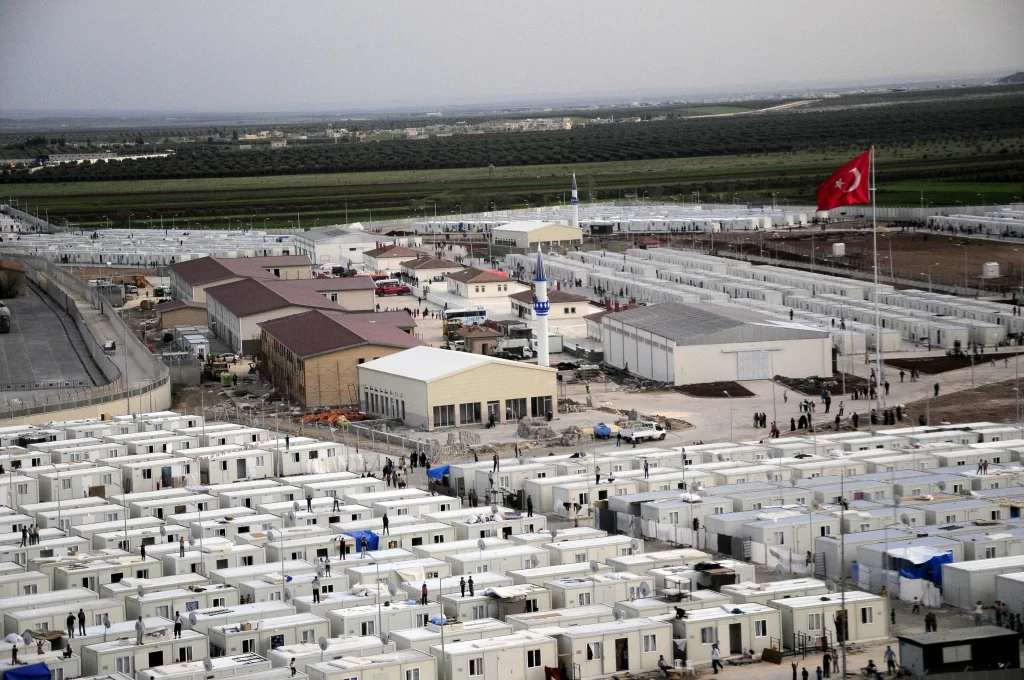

{"left": 619, "top": 420, "right": 666, "bottom": 443}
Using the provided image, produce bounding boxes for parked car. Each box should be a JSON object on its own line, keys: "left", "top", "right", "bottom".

{"left": 493, "top": 351, "right": 520, "bottom": 361}
{"left": 217, "top": 352, "right": 238, "bottom": 363}
{"left": 377, "top": 284, "right": 411, "bottom": 296}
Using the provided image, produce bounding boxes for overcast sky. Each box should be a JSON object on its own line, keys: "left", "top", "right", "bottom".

{"left": 2, "top": 0, "right": 1022, "bottom": 114}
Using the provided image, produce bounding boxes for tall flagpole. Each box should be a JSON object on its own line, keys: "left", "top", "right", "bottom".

{"left": 872, "top": 146, "right": 884, "bottom": 432}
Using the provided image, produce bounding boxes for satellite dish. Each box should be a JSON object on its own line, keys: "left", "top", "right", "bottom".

{"left": 900, "top": 513, "right": 911, "bottom": 525}
{"left": 187, "top": 536, "right": 195, "bottom": 547}
{"left": 288, "top": 511, "right": 296, "bottom": 521}
{"left": 590, "top": 560, "right": 600, "bottom": 574}
{"left": 549, "top": 529, "right": 558, "bottom": 541}
{"left": 103, "top": 614, "right": 111, "bottom": 630}
{"left": 203, "top": 659, "right": 214, "bottom": 672}
{"left": 937, "top": 481, "right": 947, "bottom": 491}
{"left": 188, "top": 612, "right": 198, "bottom": 627}
{"left": 811, "top": 501, "right": 822, "bottom": 511}
{"left": 766, "top": 472, "right": 774, "bottom": 481}
{"left": 630, "top": 539, "right": 642, "bottom": 552}
{"left": 825, "top": 580, "right": 837, "bottom": 593}
{"left": 638, "top": 582, "right": 651, "bottom": 597}
{"left": 388, "top": 583, "right": 398, "bottom": 597}
{"left": 318, "top": 637, "right": 329, "bottom": 652}
{"left": 283, "top": 587, "right": 292, "bottom": 601}
{"left": 293, "top": 501, "right": 302, "bottom": 512}
{"left": 614, "top": 609, "right": 624, "bottom": 620}
{"left": 893, "top": 497, "right": 902, "bottom": 507}
{"left": 477, "top": 539, "right": 487, "bottom": 551}
{"left": 159, "top": 526, "right": 167, "bottom": 537}
{"left": 716, "top": 453, "right": 723, "bottom": 462}
{"left": 790, "top": 478, "right": 798, "bottom": 487}
{"left": 22, "top": 631, "right": 32, "bottom": 645}
{"left": 490, "top": 504, "right": 499, "bottom": 515}
{"left": 529, "top": 555, "right": 539, "bottom": 568}
{"left": 137, "top": 584, "right": 146, "bottom": 597}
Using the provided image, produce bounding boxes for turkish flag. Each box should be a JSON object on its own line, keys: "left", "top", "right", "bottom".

{"left": 816, "top": 150, "right": 871, "bottom": 212}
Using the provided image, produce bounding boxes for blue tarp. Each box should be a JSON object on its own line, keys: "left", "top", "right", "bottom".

{"left": 426, "top": 465, "right": 449, "bottom": 480}
{"left": 345, "top": 530, "right": 379, "bottom": 552}
{"left": 6, "top": 664, "right": 51, "bottom": 680}
{"left": 899, "top": 552, "right": 953, "bottom": 586}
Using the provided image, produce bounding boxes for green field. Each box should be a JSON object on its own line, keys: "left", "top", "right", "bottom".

{"left": 878, "top": 180, "right": 1024, "bottom": 207}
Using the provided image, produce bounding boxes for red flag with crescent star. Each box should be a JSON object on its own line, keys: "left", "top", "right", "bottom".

{"left": 816, "top": 150, "right": 871, "bottom": 212}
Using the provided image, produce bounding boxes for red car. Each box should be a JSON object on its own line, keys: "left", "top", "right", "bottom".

{"left": 377, "top": 284, "right": 411, "bottom": 296}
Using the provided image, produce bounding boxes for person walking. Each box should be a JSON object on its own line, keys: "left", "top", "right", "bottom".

{"left": 492, "top": 454, "right": 499, "bottom": 472}
{"left": 333, "top": 491, "right": 340, "bottom": 511}
{"left": 78, "top": 608, "right": 86, "bottom": 636}
{"left": 890, "top": 609, "right": 896, "bottom": 626}
{"left": 900, "top": 369, "right": 905, "bottom": 383}
{"left": 984, "top": 460, "right": 990, "bottom": 474}
{"left": 710, "top": 644, "right": 722, "bottom": 674}
{"left": 10, "top": 644, "right": 17, "bottom": 666}
{"left": 179, "top": 536, "right": 186, "bottom": 558}
{"left": 643, "top": 460, "right": 649, "bottom": 479}
{"left": 306, "top": 495, "right": 313, "bottom": 513}
{"left": 66, "top": 612, "right": 76, "bottom": 638}
{"left": 339, "top": 535, "right": 346, "bottom": 561}
{"left": 312, "top": 577, "right": 321, "bottom": 603}
{"left": 421, "top": 582, "right": 428, "bottom": 606}
{"left": 135, "top": 616, "right": 145, "bottom": 645}
{"left": 174, "top": 611, "right": 183, "bottom": 638}
{"left": 884, "top": 646, "right": 896, "bottom": 674}
{"left": 934, "top": 383, "right": 940, "bottom": 397}
{"left": 468, "top": 575, "right": 474, "bottom": 596}
{"left": 912, "top": 597, "right": 920, "bottom": 614}
{"left": 526, "top": 495, "right": 534, "bottom": 518}
{"left": 460, "top": 576, "right": 466, "bottom": 597}
{"left": 822, "top": 651, "right": 832, "bottom": 678}
{"left": 361, "top": 536, "right": 368, "bottom": 556}
{"left": 20, "top": 526, "right": 26, "bottom": 547}
{"left": 975, "top": 601, "right": 984, "bottom": 625}
{"left": 382, "top": 512, "right": 390, "bottom": 535}
{"left": 615, "top": 432, "right": 621, "bottom": 447}
{"left": 801, "top": 667, "right": 809, "bottom": 680}
{"left": 884, "top": 381, "right": 890, "bottom": 396}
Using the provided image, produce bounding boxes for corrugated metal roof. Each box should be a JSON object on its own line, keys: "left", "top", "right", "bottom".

{"left": 259, "top": 309, "right": 424, "bottom": 359}
{"left": 205, "top": 278, "right": 341, "bottom": 317}
{"left": 170, "top": 256, "right": 312, "bottom": 285}
{"left": 358, "top": 346, "right": 554, "bottom": 383}
{"left": 605, "top": 302, "right": 828, "bottom": 345}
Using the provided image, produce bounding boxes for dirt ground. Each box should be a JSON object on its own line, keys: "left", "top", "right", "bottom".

{"left": 903, "top": 377, "right": 1024, "bottom": 425}
{"left": 886, "top": 351, "right": 1024, "bottom": 375}
{"left": 677, "top": 381, "right": 754, "bottom": 398}
{"left": 667, "top": 227, "right": 1024, "bottom": 294}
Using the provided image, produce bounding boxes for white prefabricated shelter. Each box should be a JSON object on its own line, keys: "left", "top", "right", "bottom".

{"left": 942, "top": 555, "right": 1024, "bottom": 610}
{"left": 553, "top": 618, "right": 673, "bottom": 680}
{"left": 209, "top": 561, "right": 316, "bottom": 588}
{"left": 101, "top": 573, "right": 211, "bottom": 602}
{"left": 343, "top": 558, "right": 450, "bottom": 587}
{"left": 446, "top": 546, "right": 550, "bottom": 575}
{"left": 411, "top": 537, "right": 512, "bottom": 561}
{"left": 0, "top": 569, "right": 49, "bottom": 597}
{"left": 37, "top": 466, "right": 122, "bottom": 502}
{"left": 720, "top": 578, "right": 829, "bottom": 605}
{"left": 268, "top": 636, "right": 392, "bottom": 672}
{"left": 435, "top": 630, "right": 557, "bottom": 680}
{"left": 326, "top": 601, "right": 442, "bottom": 639}
{"left": 185, "top": 601, "right": 297, "bottom": 634}
{"left": 305, "top": 649, "right": 436, "bottom": 680}
{"left": 4, "top": 597, "right": 124, "bottom": 636}
{"left": 544, "top": 572, "right": 650, "bottom": 609}
{"left": 0, "top": 589, "right": 99, "bottom": 634}
{"left": 391, "top": 618, "right": 513, "bottom": 653}
{"left": 81, "top": 629, "right": 208, "bottom": 675}
{"left": 162, "top": 543, "right": 265, "bottom": 576}
{"left": 545, "top": 536, "right": 641, "bottom": 566}
{"left": 208, "top": 612, "right": 331, "bottom": 657}
{"left": 440, "top": 584, "right": 551, "bottom": 622}
{"left": 126, "top": 583, "right": 239, "bottom": 619}
{"left": 672, "top": 604, "right": 781, "bottom": 666}
{"left": 505, "top": 604, "right": 616, "bottom": 631}
{"left": 772, "top": 591, "right": 887, "bottom": 649}
{"left": 54, "top": 556, "right": 164, "bottom": 591}
{"left": 509, "top": 563, "right": 611, "bottom": 587}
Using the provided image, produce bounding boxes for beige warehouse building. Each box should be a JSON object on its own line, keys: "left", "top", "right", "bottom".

{"left": 358, "top": 346, "right": 558, "bottom": 429}
{"left": 602, "top": 302, "right": 831, "bottom": 385}
{"left": 489, "top": 220, "right": 584, "bottom": 255}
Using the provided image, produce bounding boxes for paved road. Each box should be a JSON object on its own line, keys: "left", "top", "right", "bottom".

{"left": 0, "top": 282, "right": 100, "bottom": 393}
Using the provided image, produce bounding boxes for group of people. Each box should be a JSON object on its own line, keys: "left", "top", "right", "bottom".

{"left": 19, "top": 525, "right": 41, "bottom": 546}
{"left": 382, "top": 459, "right": 406, "bottom": 489}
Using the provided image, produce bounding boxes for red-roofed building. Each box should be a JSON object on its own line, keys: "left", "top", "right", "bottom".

{"left": 445, "top": 267, "right": 525, "bottom": 299}
{"left": 363, "top": 246, "right": 424, "bottom": 274}
{"left": 259, "top": 309, "right": 423, "bottom": 407}
{"left": 169, "top": 255, "right": 314, "bottom": 302}
{"left": 509, "top": 288, "right": 593, "bottom": 321}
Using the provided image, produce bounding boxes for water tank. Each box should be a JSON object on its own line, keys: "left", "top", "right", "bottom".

{"left": 982, "top": 262, "right": 1000, "bottom": 279}
{"left": 833, "top": 243, "right": 846, "bottom": 257}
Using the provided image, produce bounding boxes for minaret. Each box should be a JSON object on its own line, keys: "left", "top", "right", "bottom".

{"left": 533, "top": 247, "right": 550, "bottom": 368}
{"left": 571, "top": 173, "right": 579, "bottom": 228}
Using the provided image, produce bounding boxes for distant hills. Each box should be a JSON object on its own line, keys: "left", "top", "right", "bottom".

{"left": 998, "top": 72, "right": 1024, "bottom": 84}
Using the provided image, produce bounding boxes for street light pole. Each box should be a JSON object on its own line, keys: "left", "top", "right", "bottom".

{"left": 723, "top": 391, "right": 733, "bottom": 442}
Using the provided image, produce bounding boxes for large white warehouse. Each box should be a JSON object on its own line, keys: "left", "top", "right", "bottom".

{"left": 601, "top": 302, "right": 831, "bottom": 385}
